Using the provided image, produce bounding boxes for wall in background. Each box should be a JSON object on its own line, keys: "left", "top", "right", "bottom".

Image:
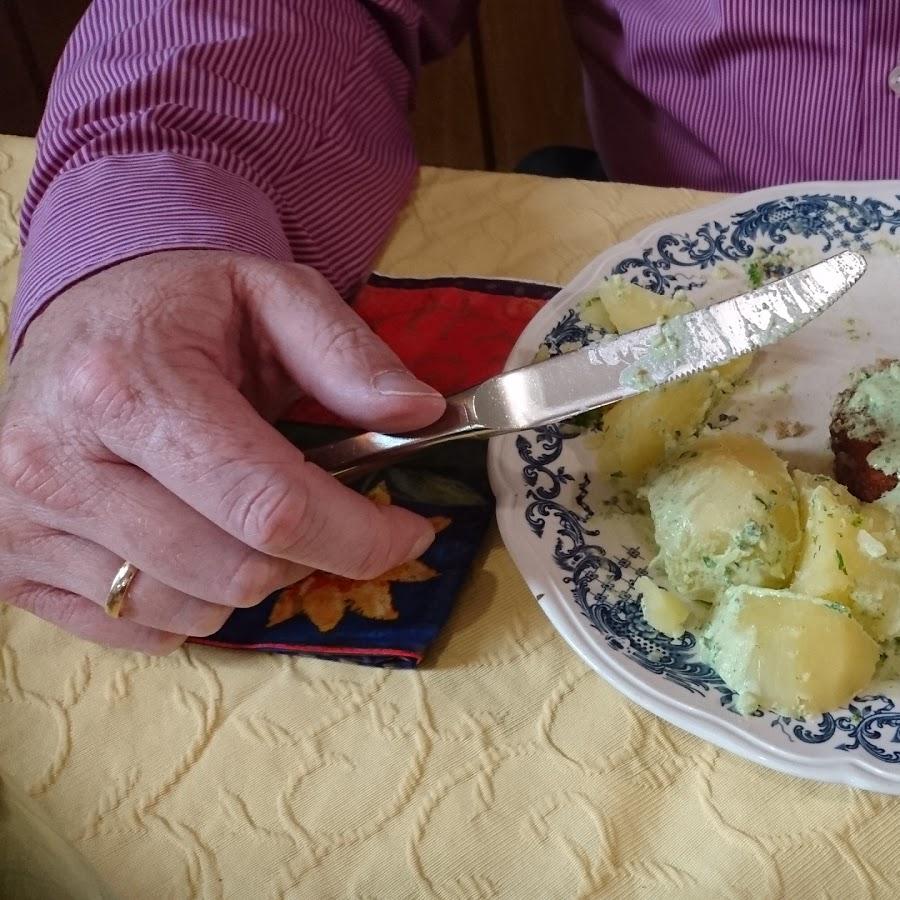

{"left": 1, "top": 0, "right": 592, "bottom": 172}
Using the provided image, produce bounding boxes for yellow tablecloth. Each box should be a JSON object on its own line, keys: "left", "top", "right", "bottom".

{"left": 1, "top": 133, "right": 898, "bottom": 899}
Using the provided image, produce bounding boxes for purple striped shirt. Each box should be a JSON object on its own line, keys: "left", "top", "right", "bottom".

{"left": 12, "top": 1, "right": 900, "bottom": 350}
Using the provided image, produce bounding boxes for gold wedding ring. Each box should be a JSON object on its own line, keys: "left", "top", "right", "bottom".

{"left": 105, "top": 561, "right": 139, "bottom": 618}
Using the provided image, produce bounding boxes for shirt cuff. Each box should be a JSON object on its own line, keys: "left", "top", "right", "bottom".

{"left": 12, "top": 153, "right": 293, "bottom": 353}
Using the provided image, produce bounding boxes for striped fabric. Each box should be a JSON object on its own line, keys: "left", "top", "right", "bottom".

{"left": 568, "top": 1, "right": 900, "bottom": 191}
{"left": 12, "top": 1, "right": 900, "bottom": 349}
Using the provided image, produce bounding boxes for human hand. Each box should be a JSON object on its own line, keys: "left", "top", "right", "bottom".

{"left": 0, "top": 250, "right": 445, "bottom": 653}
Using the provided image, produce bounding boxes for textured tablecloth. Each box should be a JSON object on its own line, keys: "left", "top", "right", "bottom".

{"left": 1, "top": 133, "right": 898, "bottom": 899}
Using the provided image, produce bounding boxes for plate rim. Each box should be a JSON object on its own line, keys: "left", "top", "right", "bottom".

{"left": 488, "top": 178, "right": 900, "bottom": 793}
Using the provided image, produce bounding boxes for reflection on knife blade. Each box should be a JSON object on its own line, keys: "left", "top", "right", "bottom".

{"left": 580, "top": 249, "right": 868, "bottom": 394}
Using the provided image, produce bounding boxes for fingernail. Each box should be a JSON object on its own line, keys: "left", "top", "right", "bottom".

{"left": 410, "top": 527, "right": 436, "bottom": 559}
{"left": 372, "top": 370, "right": 441, "bottom": 398}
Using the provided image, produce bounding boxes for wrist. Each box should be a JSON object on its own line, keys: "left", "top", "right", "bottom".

{"left": 12, "top": 153, "right": 291, "bottom": 354}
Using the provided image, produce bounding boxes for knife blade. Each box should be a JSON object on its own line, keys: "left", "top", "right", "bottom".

{"left": 305, "top": 250, "right": 866, "bottom": 477}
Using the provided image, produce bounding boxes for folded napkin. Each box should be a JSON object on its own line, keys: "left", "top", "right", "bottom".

{"left": 191, "top": 275, "right": 558, "bottom": 666}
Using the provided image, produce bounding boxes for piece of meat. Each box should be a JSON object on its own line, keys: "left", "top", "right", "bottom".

{"left": 830, "top": 361, "right": 899, "bottom": 502}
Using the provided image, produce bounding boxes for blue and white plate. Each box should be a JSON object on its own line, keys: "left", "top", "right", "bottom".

{"left": 488, "top": 181, "right": 900, "bottom": 793}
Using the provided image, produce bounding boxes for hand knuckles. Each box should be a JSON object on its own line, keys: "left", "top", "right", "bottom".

{"left": 234, "top": 479, "right": 310, "bottom": 557}
{"left": 0, "top": 422, "right": 58, "bottom": 500}
{"left": 252, "top": 259, "right": 330, "bottom": 297}
{"left": 0, "top": 425, "right": 94, "bottom": 513}
{"left": 0, "top": 525, "right": 54, "bottom": 575}
{"left": 66, "top": 344, "right": 140, "bottom": 425}
{"left": 292, "top": 265, "right": 339, "bottom": 303}
{"left": 12, "top": 582, "right": 77, "bottom": 625}
{"left": 49, "top": 592, "right": 87, "bottom": 630}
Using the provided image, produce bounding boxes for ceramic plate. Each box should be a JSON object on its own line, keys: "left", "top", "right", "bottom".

{"left": 488, "top": 180, "right": 900, "bottom": 793}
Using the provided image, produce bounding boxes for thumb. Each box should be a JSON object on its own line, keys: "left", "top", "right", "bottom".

{"left": 244, "top": 261, "right": 446, "bottom": 433}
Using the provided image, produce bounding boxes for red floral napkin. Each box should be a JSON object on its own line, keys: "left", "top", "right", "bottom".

{"left": 190, "top": 274, "right": 557, "bottom": 666}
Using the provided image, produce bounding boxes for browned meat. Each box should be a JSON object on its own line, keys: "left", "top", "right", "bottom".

{"left": 830, "top": 361, "right": 899, "bottom": 502}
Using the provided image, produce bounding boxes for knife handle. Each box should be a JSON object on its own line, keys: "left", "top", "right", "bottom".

{"left": 302, "top": 390, "right": 488, "bottom": 479}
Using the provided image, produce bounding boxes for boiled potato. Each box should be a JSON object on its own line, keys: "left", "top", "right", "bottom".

{"left": 636, "top": 576, "right": 694, "bottom": 638}
{"left": 594, "top": 279, "right": 754, "bottom": 383}
{"left": 580, "top": 295, "right": 615, "bottom": 332}
{"left": 713, "top": 355, "right": 755, "bottom": 387}
{"left": 591, "top": 275, "right": 693, "bottom": 334}
{"left": 703, "top": 585, "right": 879, "bottom": 716}
{"left": 582, "top": 278, "right": 753, "bottom": 484}
{"left": 790, "top": 472, "right": 860, "bottom": 604}
{"left": 586, "top": 375, "right": 719, "bottom": 482}
{"left": 644, "top": 433, "right": 801, "bottom": 603}
{"left": 791, "top": 470, "right": 900, "bottom": 641}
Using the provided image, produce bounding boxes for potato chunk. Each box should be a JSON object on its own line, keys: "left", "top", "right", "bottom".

{"left": 644, "top": 433, "right": 801, "bottom": 603}
{"left": 703, "top": 586, "right": 879, "bottom": 716}
{"left": 583, "top": 279, "right": 752, "bottom": 484}
{"left": 586, "top": 375, "right": 720, "bottom": 483}
{"left": 790, "top": 471, "right": 900, "bottom": 641}
{"left": 636, "top": 576, "right": 693, "bottom": 638}
{"left": 591, "top": 275, "right": 693, "bottom": 334}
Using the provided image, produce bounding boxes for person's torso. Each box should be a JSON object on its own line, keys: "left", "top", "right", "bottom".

{"left": 565, "top": 0, "right": 900, "bottom": 189}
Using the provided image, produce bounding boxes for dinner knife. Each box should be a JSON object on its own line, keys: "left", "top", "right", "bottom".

{"left": 305, "top": 250, "right": 866, "bottom": 478}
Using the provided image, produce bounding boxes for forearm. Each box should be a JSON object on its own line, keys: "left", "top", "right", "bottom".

{"left": 13, "top": 0, "right": 476, "bottom": 351}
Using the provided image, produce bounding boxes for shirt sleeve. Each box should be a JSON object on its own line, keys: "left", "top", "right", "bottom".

{"left": 11, "top": 0, "right": 477, "bottom": 352}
